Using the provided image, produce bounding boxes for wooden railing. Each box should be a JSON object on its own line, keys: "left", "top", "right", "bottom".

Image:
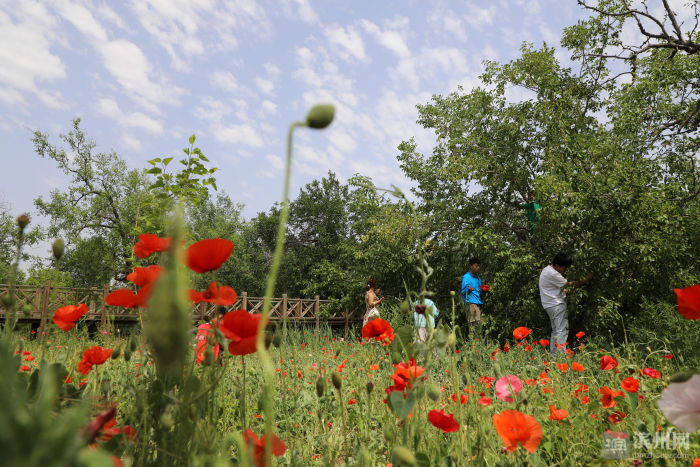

{"left": 0, "top": 284, "right": 362, "bottom": 335}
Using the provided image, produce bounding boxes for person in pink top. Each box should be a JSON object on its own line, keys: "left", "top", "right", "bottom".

{"left": 195, "top": 307, "right": 226, "bottom": 365}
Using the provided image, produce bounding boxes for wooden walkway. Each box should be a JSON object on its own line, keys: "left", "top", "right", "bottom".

{"left": 0, "top": 283, "right": 362, "bottom": 335}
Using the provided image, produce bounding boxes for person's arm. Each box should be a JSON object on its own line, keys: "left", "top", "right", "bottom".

{"left": 566, "top": 272, "right": 593, "bottom": 288}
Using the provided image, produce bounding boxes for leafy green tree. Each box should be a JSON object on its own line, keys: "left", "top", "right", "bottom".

{"left": 57, "top": 236, "right": 116, "bottom": 288}
{"left": 32, "top": 119, "right": 160, "bottom": 282}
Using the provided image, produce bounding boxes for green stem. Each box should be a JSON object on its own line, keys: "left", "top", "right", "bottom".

{"left": 240, "top": 356, "right": 246, "bottom": 429}
{"left": 4, "top": 230, "right": 24, "bottom": 339}
{"left": 255, "top": 120, "right": 305, "bottom": 464}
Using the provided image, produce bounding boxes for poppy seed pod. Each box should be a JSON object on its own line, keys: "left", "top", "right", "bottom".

{"left": 111, "top": 347, "right": 121, "bottom": 359}
{"left": 264, "top": 332, "right": 273, "bottom": 349}
{"left": 21, "top": 304, "right": 33, "bottom": 317}
{"left": 366, "top": 381, "right": 374, "bottom": 394}
{"left": 52, "top": 238, "right": 65, "bottom": 260}
{"left": 400, "top": 300, "right": 410, "bottom": 314}
{"left": 392, "top": 446, "right": 417, "bottom": 466}
{"left": 331, "top": 371, "right": 342, "bottom": 390}
{"left": 305, "top": 104, "right": 335, "bottom": 129}
{"left": 16, "top": 214, "right": 29, "bottom": 229}
{"left": 123, "top": 349, "right": 131, "bottom": 361}
{"left": 316, "top": 376, "right": 326, "bottom": 398}
{"left": 447, "top": 333, "right": 456, "bottom": 348}
{"left": 272, "top": 333, "right": 282, "bottom": 348}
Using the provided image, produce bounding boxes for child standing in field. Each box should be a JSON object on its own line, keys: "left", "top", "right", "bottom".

{"left": 461, "top": 257, "right": 487, "bottom": 335}
{"left": 413, "top": 298, "right": 439, "bottom": 342}
{"left": 195, "top": 306, "right": 226, "bottom": 365}
{"left": 539, "top": 253, "right": 593, "bottom": 358}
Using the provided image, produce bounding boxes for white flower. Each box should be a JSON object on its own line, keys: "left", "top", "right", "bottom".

{"left": 657, "top": 374, "right": 700, "bottom": 433}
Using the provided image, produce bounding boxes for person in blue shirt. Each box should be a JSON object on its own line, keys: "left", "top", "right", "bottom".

{"left": 413, "top": 298, "right": 439, "bottom": 342}
{"left": 461, "top": 257, "right": 486, "bottom": 334}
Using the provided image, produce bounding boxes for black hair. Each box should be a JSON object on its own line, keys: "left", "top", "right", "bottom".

{"left": 216, "top": 306, "right": 227, "bottom": 317}
{"left": 552, "top": 253, "right": 572, "bottom": 267}
{"left": 468, "top": 257, "right": 481, "bottom": 266}
{"left": 366, "top": 278, "right": 377, "bottom": 291}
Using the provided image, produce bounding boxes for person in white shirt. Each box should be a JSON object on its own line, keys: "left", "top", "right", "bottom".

{"left": 539, "top": 253, "right": 593, "bottom": 357}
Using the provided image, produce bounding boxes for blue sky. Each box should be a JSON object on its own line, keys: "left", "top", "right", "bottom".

{"left": 1, "top": 0, "right": 595, "bottom": 236}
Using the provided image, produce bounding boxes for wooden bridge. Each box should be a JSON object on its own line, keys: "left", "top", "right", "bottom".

{"left": 0, "top": 283, "right": 362, "bottom": 336}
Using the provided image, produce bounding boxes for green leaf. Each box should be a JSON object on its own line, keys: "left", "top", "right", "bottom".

{"left": 389, "top": 389, "right": 416, "bottom": 420}
{"left": 146, "top": 168, "right": 162, "bottom": 175}
{"left": 147, "top": 158, "right": 162, "bottom": 165}
{"left": 163, "top": 157, "right": 174, "bottom": 166}
{"left": 189, "top": 134, "right": 196, "bottom": 144}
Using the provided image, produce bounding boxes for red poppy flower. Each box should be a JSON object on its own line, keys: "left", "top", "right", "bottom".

{"left": 539, "top": 339, "right": 549, "bottom": 346}
{"left": 492, "top": 410, "right": 543, "bottom": 453}
{"left": 77, "top": 346, "right": 113, "bottom": 375}
{"left": 642, "top": 367, "right": 660, "bottom": 379}
{"left": 571, "top": 362, "right": 585, "bottom": 372}
{"left": 186, "top": 238, "right": 234, "bottom": 273}
{"left": 100, "top": 420, "right": 138, "bottom": 443}
{"left": 547, "top": 405, "right": 568, "bottom": 421}
{"left": 83, "top": 404, "right": 117, "bottom": 443}
{"left": 347, "top": 398, "right": 357, "bottom": 405}
{"left": 105, "top": 283, "right": 154, "bottom": 309}
{"left": 480, "top": 284, "right": 490, "bottom": 292}
{"left": 195, "top": 323, "right": 221, "bottom": 365}
{"left": 478, "top": 396, "right": 492, "bottom": 406}
{"left": 242, "top": 428, "right": 287, "bottom": 467}
{"left": 19, "top": 365, "right": 31, "bottom": 372}
{"left": 389, "top": 359, "right": 424, "bottom": 392}
{"left": 575, "top": 331, "right": 585, "bottom": 339}
{"left": 219, "top": 309, "right": 262, "bottom": 355}
{"left": 52, "top": 303, "right": 89, "bottom": 331}
{"left": 513, "top": 327, "right": 531, "bottom": 340}
{"left": 608, "top": 411, "right": 626, "bottom": 424}
{"left": 664, "top": 354, "right": 673, "bottom": 359}
{"left": 556, "top": 363, "right": 568, "bottom": 372}
{"left": 451, "top": 394, "right": 468, "bottom": 404}
{"left": 600, "top": 355, "right": 618, "bottom": 371}
{"left": 126, "top": 265, "right": 161, "bottom": 286}
{"left": 599, "top": 386, "right": 625, "bottom": 408}
{"left": 188, "top": 282, "right": 238, "bottom": 305}
{"left": 133, "top": 234, "right": 171, "bottom": 259}
{"left": 621, "top": 377, "right": 639, "bottom": 393}
{"left": 361, "top": 318, "right": 395, "bottom": 344}
{"left": 428, "top": 409, "right": 460, "bottom": 433}
{"left": 674, "top": 285, "right": 700, "bottom": 320}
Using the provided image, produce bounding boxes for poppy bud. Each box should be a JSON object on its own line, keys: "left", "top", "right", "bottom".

{"left": 414, "top": 304, "right": 426, "bottom": 315}
{"left": 2, "top": 295, "right": 15, "bottom": 308}
{"left": 400, "top": 300, "right": 410, "bottom": 314}
{"left": 331, "top": 371, "right": 342, "bottom": 390}
{"left": 203, "top": 348, "right": 214, "bottom": 366}
{"left": 264, "top": 332, "right": 273, "bottom": 349}
{"left": 160, "top": 413, "right": 174, "bottom": 429}
{"left": 52, "top": 238, "right": 65, "bottom": 260}
{"left": 123, "top": 349, "right": 132, "bottom": 361}
{"left": 391, "top": 351, "right": 402, "bottom": 363}
{"left": 427, "top": 384, "right": 440, "bottom": 401}
{"left": 392, "top": 446, "right": 417, "bottom": 466}
{"left": 111, "top": 347, "right": 121, "bottom": 359}
{"left": 447, "top": 333, "right": 456, "bottom": 348}
{"left": 366, "top": 381, "right": 374, "bottom": 394}
{"left": 129, "top": 337, "right": 137, "bottom": 352}
{"left": 316, "top": 376, "right": 326, "bottom": 397}
{"left": 335, "top": 348, "right": 341, "bottom": 358}
{"left": 272, "top": 333, "right": 282, "bottom": 348}
{"left": 383, "top": 426, "right": 394, "bottom": 442}
{"left": 22, "top": 304, "right": 33, "bottom": 317}
{"left": 16, "top": 214, "right": 29, "bottom": 229}
{"left": 450, "top": 290, "right": 455, "bottom": 296}
{"left": 305, "top": 104, "right": 335, "bottom": 129}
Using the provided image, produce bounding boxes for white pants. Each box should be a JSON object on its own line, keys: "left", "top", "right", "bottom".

{"left": 544, "top": 303, "right": 568, "bottom": 357}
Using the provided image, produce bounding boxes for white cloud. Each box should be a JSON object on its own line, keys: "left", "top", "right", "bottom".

{"left": 0, "top": 5, "right": 66, "bottom": 104}
{"left": 283, "top": 0, "right": 318, "bottom": 23}
{"left": 427, "top": 9, "right": 467, "bottom": 42}
{"left": 96, "top": 39, "right": 186, "bottom": 113}
{"left": 210, "top": 71, "right": 239, "bottom": 93}
{"left": 216, "top": 124, "right": 264, "bottom": 147}
{"left": 97, "top": 98, "right": 164, "bottom": 133}
{"left": 264, "top": 62, "right": 280, "bottom": 76}
{"left": 255, "top": 77, "right": 275, "bottom": 96}
{"left": 325, "top": 24, "right": 369, "bottom": 62}
{"left": 464, "top": 5, "right": 497, "bottom": 30}
{"left": 266, "top": 154, "right": 284, "bottom": 169}
{"left": 55, "top": 0, "right": 108, "bottom": 42}
{"left": 360, "top": 18, "right": 411, "bottom": 58}
{"left": 261, "top": 100, "right": 278, "bottom": 114}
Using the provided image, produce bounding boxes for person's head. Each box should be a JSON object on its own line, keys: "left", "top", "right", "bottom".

{"left": 213, "top": 306, "right": 227, "bottom": 325}
{"left": 528, "top": 192, "right": 535, "bottom": 202}
{"left": 552, "top": 253, "right": 572, "bottom": 274}
{"left": 468, "top": 257, "right": 481, "bottom": 274}
{"left": 366, "top": 278, "right": 377, "bottom": 291}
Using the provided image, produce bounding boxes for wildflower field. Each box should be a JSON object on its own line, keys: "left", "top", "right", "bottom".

{"left": 7, "top": 306, "right": 700, "bottom": 466}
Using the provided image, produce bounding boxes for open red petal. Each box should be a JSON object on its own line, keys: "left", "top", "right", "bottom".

{"left": 674, "top": 285, "right": 700, "bottom": 320}
{"left": 133, "top": 234, "right": 171, "bottom": 259}
{"left": 228, "top": 336, "right": 258, "bottom": 356}
{"left": 186, "top": 238, "right": 234, "bottom": 273}
{"left": 106, "top": 289, "right": 138, "bottom": 308}
{"left": 127, "top": 265, "right": 162, "bottom": 286}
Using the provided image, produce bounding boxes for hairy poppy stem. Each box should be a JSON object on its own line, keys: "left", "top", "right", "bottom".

{"left": 240, "top": 355, "right": 246, "bottom": 429}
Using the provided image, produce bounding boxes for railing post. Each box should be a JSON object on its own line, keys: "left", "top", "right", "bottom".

{"left": 282, "top": 293, "right": 288, "bottom": 337}
{"left": 344, "top": 306, "right": 349, "bottom": 339}
{"left": 101, "top": 284, "right": 108, "bottom": 330}
{"left": 38, "top": 281, "right": 51, "bottom": 340}
{"left": 314, "top": 295, "right": 320, "bottom": 330}
{"left": 241, "top": 292, "right": 247, "bottom": 311}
